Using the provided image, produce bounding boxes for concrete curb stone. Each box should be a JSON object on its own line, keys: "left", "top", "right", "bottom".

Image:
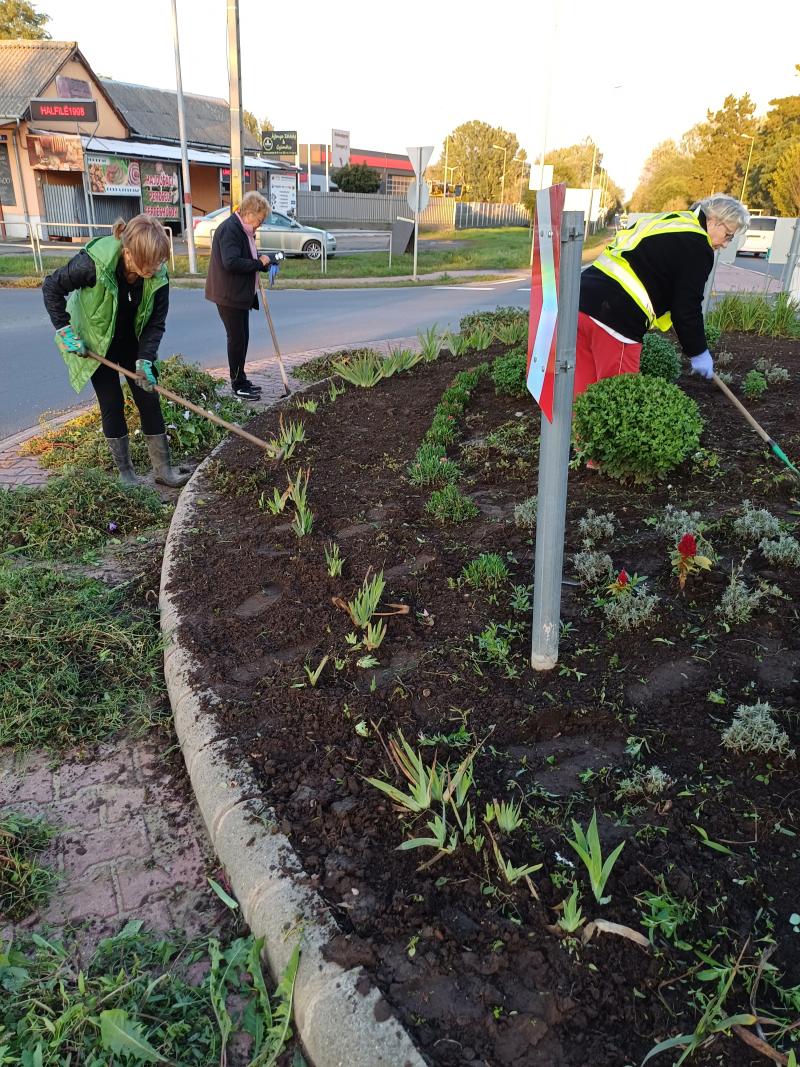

{"left": 160, "top": 408, "right": 425, "bottom": 1067}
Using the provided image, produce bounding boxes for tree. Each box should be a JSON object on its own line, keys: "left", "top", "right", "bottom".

{"left": 771, "top": 141, "right": 800, "bottom": 215}
{"left": 746, "top": 71, "right": 800, "bottom": 212}
{"left": 546, "top": 140, "right": 599, "bottom": 187}
{"left": 243, "top": 111, "right": 272, "bottom": 141}
{"left": 431, "top": 121, "right": 521, "bottom": 202}
{"left": 0, "top": 0, "right": 50, "bottom": 38}
{"left": 630, "top": 139, "right": 695, "bottom": 211}
{"left": 689, "top": 93, "right": 758, "bottom": 197}
{"left": 331, "top": 163, "right": 381, "bottom": 193}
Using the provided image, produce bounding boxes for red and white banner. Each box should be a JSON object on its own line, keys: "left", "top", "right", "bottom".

{"left": 526, "top": 183, "right": 566, "bottom": 422}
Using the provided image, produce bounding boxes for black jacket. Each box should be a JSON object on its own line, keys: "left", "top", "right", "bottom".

{"left": 204, "top": 212, "right": 268, "bottom": 310}
{"left": 42, "top": 250, "right": 169, "bottom": 362}
{"left": 580, "top": 211, "right": 714, "bottom": 357}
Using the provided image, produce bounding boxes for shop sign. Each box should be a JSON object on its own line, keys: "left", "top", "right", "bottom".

{"left": 141, "top": 161, "right": 180, "bottom": 220}
{"left": 87, "top": 154, "right": 141, "bottom": 196}
{"left": 27, "top": 133, "right": 84, "bottom": 172}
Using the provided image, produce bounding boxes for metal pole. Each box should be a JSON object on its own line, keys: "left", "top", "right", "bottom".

{"left": 584, "top": 142, "right": 597, "bottom": 239}
{"left": 780, "top": 219, "right": 800, "bottom": 294}
{"left": 226, "top": 0, "right": 245, "bottom": 208}
{"left": 740, "top": 135, "right": 755, "bottom": 204}
{"left": 530, "top": 210, "right": 584, "bottom": 671}
{"left": 171, "top": 0, "right": 197, "bottom": 273}
{"left": 325, "top": 144, "right": 329, "bottom": 192}
{"left": 413, "top": 177, "right": 420, "bottom": 280}
{"left": 443, "top": 136, "right": 448, "bottom": 198}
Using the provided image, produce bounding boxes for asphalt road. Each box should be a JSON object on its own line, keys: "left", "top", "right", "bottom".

{"left": 732, "top": 252, "right": 783, "bottom": 279}
{"left": 0, "top": 278, "right": 530, "bottom": 439}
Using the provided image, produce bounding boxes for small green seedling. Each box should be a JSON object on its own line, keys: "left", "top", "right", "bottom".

{"left": 363, "top": 618, "right": 387, "bottom": 652}
{"left": 324, "top": 541, "right": 344, "bottom": 578}
{"left": 347, "top": 571, "right": 385, "bottom": 629}
{"left": 259, "top": 486, "right": 290, "bottom": 515}
{"left": 303, "top": 655, "right": 329, "bottom": 687}
{"left": 491, "top": 841, "right": 542, "bottom": 886}
{"left": 557, "top": 883, "right": 585, "bottom": 933}
{"left": 565, "top": 809, "right": 626, "bottom": 904}
{"left": 461, "top": 553, "right": 509, "bottom": 591}
{"left": 484, "top": 798, "right": 523, "bottom": 833}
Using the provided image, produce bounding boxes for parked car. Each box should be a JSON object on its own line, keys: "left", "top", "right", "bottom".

{"left": 737, "top": 216, "right": 777, "bottom": 258}
{"left": 192, "top": 207, "right": 336, "bottom": 259}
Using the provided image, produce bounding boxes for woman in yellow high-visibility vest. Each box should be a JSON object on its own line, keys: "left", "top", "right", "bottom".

{"left": 575, "top": 194, "right": 749, "bottom": 402}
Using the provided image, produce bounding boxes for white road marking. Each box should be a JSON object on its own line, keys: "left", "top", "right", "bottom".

{"left": 517, "top": 286, "right": 531, "bottom": 291}
{"left": 434, "top": 286, "right": 496, "bottom": 291}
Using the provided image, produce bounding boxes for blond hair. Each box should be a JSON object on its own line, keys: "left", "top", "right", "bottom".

{"left": 239, "top": 191, "right": 269, "bottom": 219}
{"left": 112, "top": 214, "right": 170, "bottom": 272}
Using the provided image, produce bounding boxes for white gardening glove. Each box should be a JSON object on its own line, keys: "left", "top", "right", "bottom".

{"left": 690, "top": 350, "right": 714, "bottom": 380}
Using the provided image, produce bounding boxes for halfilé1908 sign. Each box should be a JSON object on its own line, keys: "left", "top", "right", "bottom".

{"left": 29, "top": 98, "right": 98, "bottom": 123}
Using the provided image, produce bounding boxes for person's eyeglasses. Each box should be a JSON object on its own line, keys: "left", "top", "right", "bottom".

{"left": 719, "top": 224, "right": 736, "bottom": 243}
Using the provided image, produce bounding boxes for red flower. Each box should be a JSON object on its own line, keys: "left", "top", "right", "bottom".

{"left": 677, "top": 533, "right": 697, "bottom": 558}
{"left": 617, "top": 569, "right": 629, "bottom": 587}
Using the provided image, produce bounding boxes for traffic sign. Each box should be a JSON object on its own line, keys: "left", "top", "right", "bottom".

{"left": 407, "top": 180, "right": 430, "bottom": 214}
{"left": 527, "top": 183, "right": 566, "bottom": 422}
{"left": 406, "top": 146, "right": 434, "bottom": 179}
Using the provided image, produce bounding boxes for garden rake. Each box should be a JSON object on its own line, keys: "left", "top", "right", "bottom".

{"left": 84, "top": 351, "right": 276, "bottom": 454}
{"left": 712, "top": 373, "right": 800, "bottom": 483}
{"left": 257, "top": 276, "right": 292, "bottom": 396}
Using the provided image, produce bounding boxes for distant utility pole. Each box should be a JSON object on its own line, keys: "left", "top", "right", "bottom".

{"left": 226, "top": 0, "right": 245, "bottom": 207}
{"left": 584, "top": 141, "right": 597, "bottom": 239}
{"left": 170, "top": 0, "right": 197, "bottom": 273}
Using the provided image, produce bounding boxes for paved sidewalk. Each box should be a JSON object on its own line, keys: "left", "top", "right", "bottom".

{"left": 0, "top": 336, "right": 420, "bottom": 489}
{"left": 0, "top": 739, "right": 219, "bottom": 954}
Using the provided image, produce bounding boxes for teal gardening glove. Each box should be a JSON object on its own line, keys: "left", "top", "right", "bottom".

{"left": 135, "top": 358, "right": 158, "bottom": 393}
{"left": 54, "top": 324, "right": 87, "bottom": 358}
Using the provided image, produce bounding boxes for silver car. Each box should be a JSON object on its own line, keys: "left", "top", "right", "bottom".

{"left": 192, "top": 207, "right": 336, "bottom": 260}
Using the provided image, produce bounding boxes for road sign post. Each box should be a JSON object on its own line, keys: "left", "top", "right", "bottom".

{"left": 407, "top": 146, "right": 433, "bottom": 281}
{"left": 527, "top": 190, "right": 584, "bottom": 670}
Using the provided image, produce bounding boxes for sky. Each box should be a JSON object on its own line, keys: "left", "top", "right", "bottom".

{"left": 43, "top": 0, "right": 800, "bottom": 197}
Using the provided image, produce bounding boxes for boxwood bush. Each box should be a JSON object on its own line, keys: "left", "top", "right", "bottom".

{"left": 639, "top": 333, "right": 681, "bottom": 382}
{"left": 491, "top": 346, "right": 527, "bottom": 397}
{"left": 573, "top": 374, "right": 704, "bottom": 483}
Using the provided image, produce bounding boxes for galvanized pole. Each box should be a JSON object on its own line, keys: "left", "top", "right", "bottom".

{"left": 780, "top": 219, "right": 800, "bottom": 295}
{"left": 584, "top": 142, "right": 597, "bottom": 239}
{"left": 226, "top": 0, "right": 245, "bottom": 208}
{"left": 530, "top": 210, "right": 584, "bottom": 671}
{"left": 171, "top": 0, "right": 197, "bottom": 273}
{"left": 443, "top": 136, "right": 449, "bottom": 198}
{"left": 413, "top": 178, "right": 420, "bottom": 281}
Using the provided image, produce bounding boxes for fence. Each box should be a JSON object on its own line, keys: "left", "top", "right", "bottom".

{"left": 297, "top": 191, "right": 531, "bottom": 230}
{"left": 2, "top": 221, "right": 176, "bottom": 273}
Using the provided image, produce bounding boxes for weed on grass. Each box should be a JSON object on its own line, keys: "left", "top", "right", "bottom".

{"left": 0, "top": 812, "right": 58, "bottom": 921}
{"left": 0, "top": 922, "right": 300, "bottom": 1066}
{"left": 425, "top": 484, "right": 479, "bottom": 523}
{"left": 0, "top": 469, "right": 167, "bottom": 561}
{"left": 461, "top": 553, "right": 509, "bottom": 591}
{"left": 0, "top": 564, "right": 166, "bottom": 749}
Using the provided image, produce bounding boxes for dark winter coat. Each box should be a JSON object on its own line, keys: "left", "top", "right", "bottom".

{"left": 204, "top": 212, "right": 269, "bottom": 311}
{"left": 579, "top": 211, "right": 714, "bottom": 357}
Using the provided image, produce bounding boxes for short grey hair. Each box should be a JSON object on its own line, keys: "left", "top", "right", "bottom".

{"left": 698, "top": 194, "right": 750, "bottom": 233}
{"left": 239, "top": 190, "right": 269, "bottom": 218}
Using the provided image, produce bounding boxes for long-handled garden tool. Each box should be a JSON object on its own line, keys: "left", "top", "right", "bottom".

{"left": 712, "top": 372, "right": 800, "bottom": 482}
{"left": 257, "top": 275, "right": 292, "bottom": 397}
{"left": 85, "top": 351, "right": 276, "bottom": 454}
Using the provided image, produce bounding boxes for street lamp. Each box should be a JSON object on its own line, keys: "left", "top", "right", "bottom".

{"left": 492, "top": 144, "right": 508, "bottom": 203}
{"left": 740, "top": 133, "right": 756, "bottom": 204}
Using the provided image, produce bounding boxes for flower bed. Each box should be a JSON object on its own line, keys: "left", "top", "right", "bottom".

{"left": 169, "top": 329, "right": 800, "bottom": 1066}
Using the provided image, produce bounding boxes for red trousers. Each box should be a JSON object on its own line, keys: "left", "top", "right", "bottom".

{"left": 573, "top": 312, "right": 642, "bottom": 398}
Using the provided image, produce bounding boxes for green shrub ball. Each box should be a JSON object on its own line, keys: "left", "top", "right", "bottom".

{"left": 491, "top": 347, "right": 528, "bottom": 397}
{"left": 639, "top": 333, "right": 681, "bottom": 383}
{"left": 573, "top": 374, "right": 704, "bottom": 484}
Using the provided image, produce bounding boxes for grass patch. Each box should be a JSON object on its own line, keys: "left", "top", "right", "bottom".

{"left": 0, "top": 564, "right": 167, "bottom": 749}
{"left": 21, "top": 355, "right": 248, "bottom": 472}
{"left": 0, "top": 812, "right": 58, "bottom": 921}
{"left": 707, "top": 292, "right": 800, "bottom": 338}
{"left": 0, "top": 922, "right": 299, "bottom": 1065}
{"left": 0, "top": 255, "right": 70, "bottom": 276}
{"left": 0, "top": 469, "right": 167, "bottom": 561}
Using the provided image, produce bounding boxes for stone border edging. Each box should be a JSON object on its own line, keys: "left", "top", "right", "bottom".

{"left": 159, "top": 437, "right": 425, "bottom": 1067}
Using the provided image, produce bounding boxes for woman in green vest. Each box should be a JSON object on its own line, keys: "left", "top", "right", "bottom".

{"left": 42, "top": 214, "right": 189, "bottom": 487}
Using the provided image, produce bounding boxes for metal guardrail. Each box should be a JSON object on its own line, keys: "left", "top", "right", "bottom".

{"left": 33, "top": 220, "right": 175, "bottom": 274}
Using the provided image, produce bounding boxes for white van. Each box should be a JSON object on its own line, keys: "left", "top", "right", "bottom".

{"left": 737, "top": 216, "right": 777, "bottom": 258}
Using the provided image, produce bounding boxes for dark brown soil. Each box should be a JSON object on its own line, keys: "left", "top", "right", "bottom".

{"left": 170, "top": 334, "right": 800, "bottom": 1067}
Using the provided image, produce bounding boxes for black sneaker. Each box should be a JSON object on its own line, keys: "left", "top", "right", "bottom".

{"left": 239, "top": 376, "right": 262, "bottom": 393}
{"left": 232, "top": 382, "right": 262, "bottom": 400}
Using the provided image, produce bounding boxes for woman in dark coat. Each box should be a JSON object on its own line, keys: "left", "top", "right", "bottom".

{"left": 204, "top": 190, "right": 273, "bottom": 400}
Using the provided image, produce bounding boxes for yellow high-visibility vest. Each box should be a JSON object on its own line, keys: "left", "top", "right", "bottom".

{"left": 592, "top": 210, "right": 712, "bottom": 332}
